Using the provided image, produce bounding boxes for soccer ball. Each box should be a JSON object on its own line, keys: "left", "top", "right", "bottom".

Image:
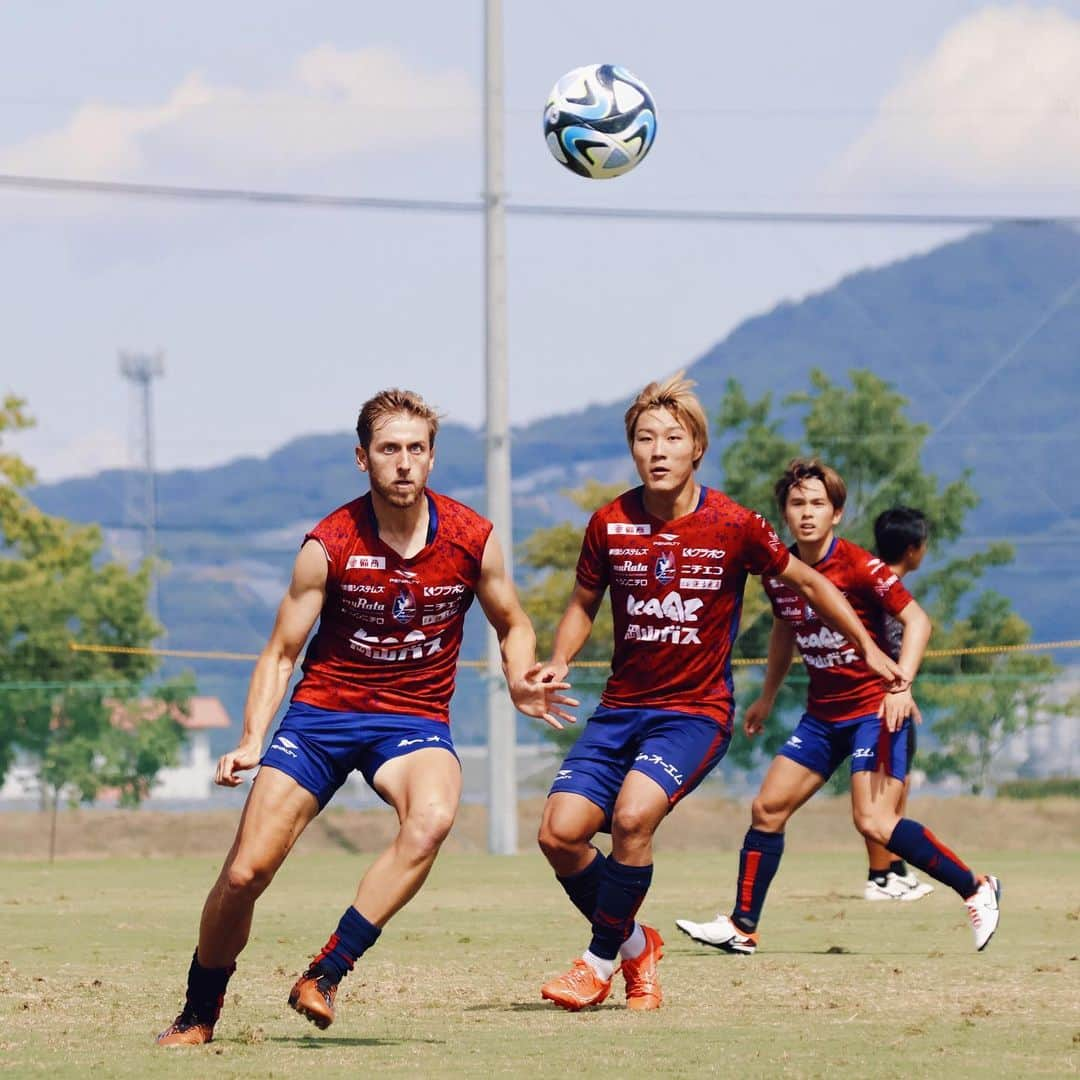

{"left": 543, "top": 64, "right": 657, "bottom": 179}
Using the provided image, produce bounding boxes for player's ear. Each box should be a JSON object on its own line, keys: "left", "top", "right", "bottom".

{"left": 831, "top": 505, "right": 844, "bottom": 527}
{"left": 355, "top": 445, "right": 369, "bottom": 473}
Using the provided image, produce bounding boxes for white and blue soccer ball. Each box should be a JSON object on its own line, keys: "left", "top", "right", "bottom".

{"left": 543, "top": 64, "right": 657, "bottom": 179}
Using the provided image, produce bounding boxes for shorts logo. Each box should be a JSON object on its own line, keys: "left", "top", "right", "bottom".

{"left": 270, "top": 735, "right": 298, "bottom": 758}
{"left": 654, "top": 551, "right": 677, "bottom": 585}
{"left": 634, "top": 751, "right": 684, "bottom": 785}
{"left": 346, "top": 555, "right": 386, "bottom": 571}
{"left": 786, "top": 734, "right": 802, "bottom": 748}
{"left": 607, "top": 523, "right": 651, "bottom": 535}
{"left": 397, "top": 734, "right": 446, "bottom": 748}
{"left": 554, "top": 769, "right": 573, "bottom": 782}
{"left": 852, "top": 747, "right": 875, "bottom": 759}
{"left": 391, "top": 587, "right": 417, "bottom": 625}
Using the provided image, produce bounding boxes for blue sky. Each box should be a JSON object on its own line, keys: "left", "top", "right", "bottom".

{"left": 4, "top": 1, "right": 1079, "bottom": 478}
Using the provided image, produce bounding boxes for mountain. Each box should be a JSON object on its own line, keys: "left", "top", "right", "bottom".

{"left": 29, "top": 223, "right": 1080, "bottom": 744}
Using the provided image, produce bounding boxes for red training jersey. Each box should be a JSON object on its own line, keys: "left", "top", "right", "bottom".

{"left": 292, "top": 490, "right": 492, "bottom": 723}
{"left": 762, "top": 536, "right": 912, "bottom": 722}
{"left": 576, "top": 486, "right": 790, "bottom": 728}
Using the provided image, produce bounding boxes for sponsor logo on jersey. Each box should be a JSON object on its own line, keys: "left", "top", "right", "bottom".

{"left": 654, "top": 550, "right": 677, "bottom": 585}
{"left": 682, "top": 547, "right": 726, "bottom": 560}
{"left": 346, "top": 555, "right": 386, "bottom": 571}
{"left": 607, "top": 523, "right": 651, "bottom": 535}
{"left": 350, "top": 629, "right": 443, "bottom": 661}
{"left": 654, "top": 532, "right": 680, "bottom": 547}
{"left": 341, "top": 583, "right": 385, "bottom": 595}
{"left": 391, "top": 587, "right": 417, "bottom": 625}
{"left": 626, "top": 591, "right": 704, "bottom": 623}
{"left": 682, "top": 564, "right": 724, "bottom": 577}
{"left": 795, "top": 626, "right": 849, "bottom": 651}
{"left": 424, "top": 584, "right": 467, "bottom": 597}
{"left": 613, "top": 560, "right": 648, "bottom": 574}
{"left": 634, "top": 751, "right": 684, "bottom": 785}
{"left": 609, "top": 547, "right": 648, "bottom": 556}
{"left": 624, "top": 623, "right": 702, "bottom": 645}
{"left": 680, "top": 577, "right": 723, "bottom": 591}
{"left": 614, "top": 577, "right": 649, "bottom": 588}
{"left": 802, "top": 647, "right": 859, "bottom": 669}
{"left": 779, "top": 604, "right": 803, "bottom": 619}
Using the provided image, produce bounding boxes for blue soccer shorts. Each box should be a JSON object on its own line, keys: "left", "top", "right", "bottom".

{"left": 547, "top": 705, "right": 732, "bottom": 824}
{"left": 777, "top": 711, "right": 912, "bottom": 782}
{"left": 259, "top": 700, "right": 459, "bottom": 809}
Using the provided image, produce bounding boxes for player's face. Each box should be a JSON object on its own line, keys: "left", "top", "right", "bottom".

{"left": 783, "top": 479, "right": 842, "bottom": 544}
{"left": 356, "top": 413, "right": 434, "bottom": 509}
{"left": 631, "top": 408, "right": 701, "bottom": 494}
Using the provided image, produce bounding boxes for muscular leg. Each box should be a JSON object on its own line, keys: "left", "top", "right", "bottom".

{"left": 731, "top": 756, "right": 827, "bottom": 932}
{"left": 538, "top": 792, "right": 607, "bottom": 877}
{"left": 199, "top": 766, "right": 320, "bottom": 967}
{"left": 353, "top": 747, "right": 462, "bottom": 924}
{"left": 863, "top": 774, "right": 911, "bottom": 875}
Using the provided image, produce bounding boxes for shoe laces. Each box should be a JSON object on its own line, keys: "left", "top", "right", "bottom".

{"left": 566, "top": 958, "right": 607, "bottom": 988}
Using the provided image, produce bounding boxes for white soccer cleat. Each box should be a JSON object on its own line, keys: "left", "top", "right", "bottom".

{"left": 965, "top": 875, "right": 1002, "bottom": 951}
{"left": 675, "top": 914, "right": 758, "bottom": 954}
{"left": 894, "top": 871, "right": 935, "bottom": 902}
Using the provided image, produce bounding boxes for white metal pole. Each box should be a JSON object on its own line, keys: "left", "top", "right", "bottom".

{"left": 484, "top": 0, "right": 517, "bottom": 855}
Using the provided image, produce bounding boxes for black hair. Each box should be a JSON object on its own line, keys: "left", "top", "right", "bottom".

{"left": 873, "top": 507, "right": 929, "bottom": 565}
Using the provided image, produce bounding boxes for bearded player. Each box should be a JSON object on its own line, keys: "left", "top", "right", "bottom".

{"left": 157, "top": 389, "right": 574, "bottom": 1045}
{"left": 675, "top": 460, "right": 1001, "bottom": 955}
{"left": 536, "top": 376, "right": 904, "bottom": 1012}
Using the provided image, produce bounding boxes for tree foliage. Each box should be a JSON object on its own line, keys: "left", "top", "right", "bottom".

{"left": 0, "top": 397, "right": 190, "bottom": 808}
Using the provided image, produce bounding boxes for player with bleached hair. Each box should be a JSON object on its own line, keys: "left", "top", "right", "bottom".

{"left": 676, "top": 460, "right": 1001, "bottom": 955}
{"left": 157, "top": 388, "right": 574, "bottom": 1045}
{"left": 536, "top": 376, "right": 905, "bottom": 1012}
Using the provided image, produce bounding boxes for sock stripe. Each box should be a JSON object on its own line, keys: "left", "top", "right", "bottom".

{"left": 739, "top": 850, "right": 762, "bottom": 911}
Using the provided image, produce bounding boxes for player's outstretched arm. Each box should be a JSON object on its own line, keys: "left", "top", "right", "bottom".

{"left": 475, "top": 531, "right": 579, "bottom": 730}
{"left": 777, "top": 556, "right": 907, "bottom": 691}
{"left": 744, "top": 617, "right": 796, "bottom": 737}
{"left": 215, "top": 539, "right": 328, "bottom": 787}
{"left": 546, "top": 581, "right": 605, "bottom": 684}
{"left": 878, "top": 598, "right": 933, "bottom": 731}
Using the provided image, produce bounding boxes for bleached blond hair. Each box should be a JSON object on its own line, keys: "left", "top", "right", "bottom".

{"left": 624, "top": 371, "right": 709, "bottom": 469}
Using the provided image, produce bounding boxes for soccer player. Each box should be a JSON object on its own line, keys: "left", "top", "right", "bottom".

{"left": 675, "top": 460, "right": 1001, "bottom": 955}
{"left": 157, "top": 389, "right": 574, "bottom": 1046}
{"left": 862, "top": 507, "right": 933, "bottom": 902}
{"left": 536, "top": 378, "right": 904, "bottom": 1012}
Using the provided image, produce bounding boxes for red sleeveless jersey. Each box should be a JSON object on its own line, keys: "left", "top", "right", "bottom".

{"left": 576, "top": 486, "right": 790, "bottom": 728}
{"left": 291, "top": 490, "right": 492, "bottom": 722}
{"left": 762, "top": 536, "right": 912, "bottom": 722}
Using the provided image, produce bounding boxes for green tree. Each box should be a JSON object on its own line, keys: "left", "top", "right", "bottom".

{"left": 714, "top": 369, "right": 1056, "bottom": 784}
{"left": 0, "top": 396, "right": 190, "bottom": 828}
{"left": 519, "top": 481, "right": 623, "bottom": 749}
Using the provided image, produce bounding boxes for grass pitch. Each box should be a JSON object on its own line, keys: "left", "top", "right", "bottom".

{"left": 1, "top": 848, "right": 1077, "bottom": 1078}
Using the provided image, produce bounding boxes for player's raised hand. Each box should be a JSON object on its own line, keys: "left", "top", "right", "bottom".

{"left": 743, "top": 697, "right": 772, "bottom": 737}
{"left": 877, "top": 687, "right": 917, "bottom": 733}
{"left": 214, "top": 740, "right": 263, "bottom": 787}
{"left": 510, "top": 662, "right": 579, "bottom": 730}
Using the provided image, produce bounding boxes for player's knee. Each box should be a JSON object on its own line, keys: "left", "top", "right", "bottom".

{"left": 537, "top": 815, "right": 587, "bottom": 866}
{"left": 401, "top": 802, "right": 456, "bottom": 857}
{"left": 610, "top": 803, "right": 655, "bottom": 845}
{"left": 751, "top": 794, "right": 787, "bottom": 832}
{"left": 852, "top": 810, "right": 891, "bottom": 846}
{"left": 224, "top": 859, "right": 273, "bottom": 896}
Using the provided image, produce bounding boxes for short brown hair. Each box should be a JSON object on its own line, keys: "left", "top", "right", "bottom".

{"left": 775, "top": 457, "right": 847, "bottom": 511}
{"left": 624, "top": 371, "right": 709, "bottom": 469}
{"left": 356, "top": 388, "right": 441, "bottom": 451}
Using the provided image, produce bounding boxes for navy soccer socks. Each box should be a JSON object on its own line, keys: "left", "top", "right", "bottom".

{"left": 184, "top": 949, "right": 236, "bottom": 1023}
{"left": 588, "top": 859, "right": 653, "bottom": 962}
{"left": 887, "top": 818, "right": 977, "bottom": 898}
{"left": 311, "top": 906, "right": 382, "bottom": 984}
{"left": 557, "top": 848, "right": 608, "bottom": 922}
{"left": 732, "top": 827, "right": 785, "bottom": 933}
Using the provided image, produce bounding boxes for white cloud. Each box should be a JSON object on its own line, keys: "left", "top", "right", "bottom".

{"left": 830, "top": 6, "right": 1080, "bottom": 193}
{"left": 0, "top": 45, "right": 478, "bottom": 181}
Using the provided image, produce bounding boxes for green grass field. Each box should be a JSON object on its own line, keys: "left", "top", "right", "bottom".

{"left": 1, "top": 849, "right": 1077, "bottom": 1078}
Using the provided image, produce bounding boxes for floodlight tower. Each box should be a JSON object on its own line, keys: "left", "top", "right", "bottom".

{"left": 484, "top": 0, "right": 517, "bottom": 855}
{"left": 119, "top": 350, "right": 164, "bottom": 622}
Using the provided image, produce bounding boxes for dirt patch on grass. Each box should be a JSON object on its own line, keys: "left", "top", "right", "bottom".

{"left": 1, "top": 796, "right": 1077, "bottom": 859}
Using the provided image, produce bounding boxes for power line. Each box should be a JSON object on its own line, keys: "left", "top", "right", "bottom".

{"left": 3, "top": 172, "right": 1079, "bottom": 227}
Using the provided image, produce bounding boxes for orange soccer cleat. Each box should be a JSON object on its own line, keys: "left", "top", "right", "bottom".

{"left": 156, "top": 1009, "right": 215, "bottom": 1047}
{"left": 621, "top": 925, "right": 664, "bottom": 1011}
{"left": 540, "top": 958, "right": 614, "bottom": 1011}
{"left": 288, "top": 968, "right": 338, "bottom": 1030}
